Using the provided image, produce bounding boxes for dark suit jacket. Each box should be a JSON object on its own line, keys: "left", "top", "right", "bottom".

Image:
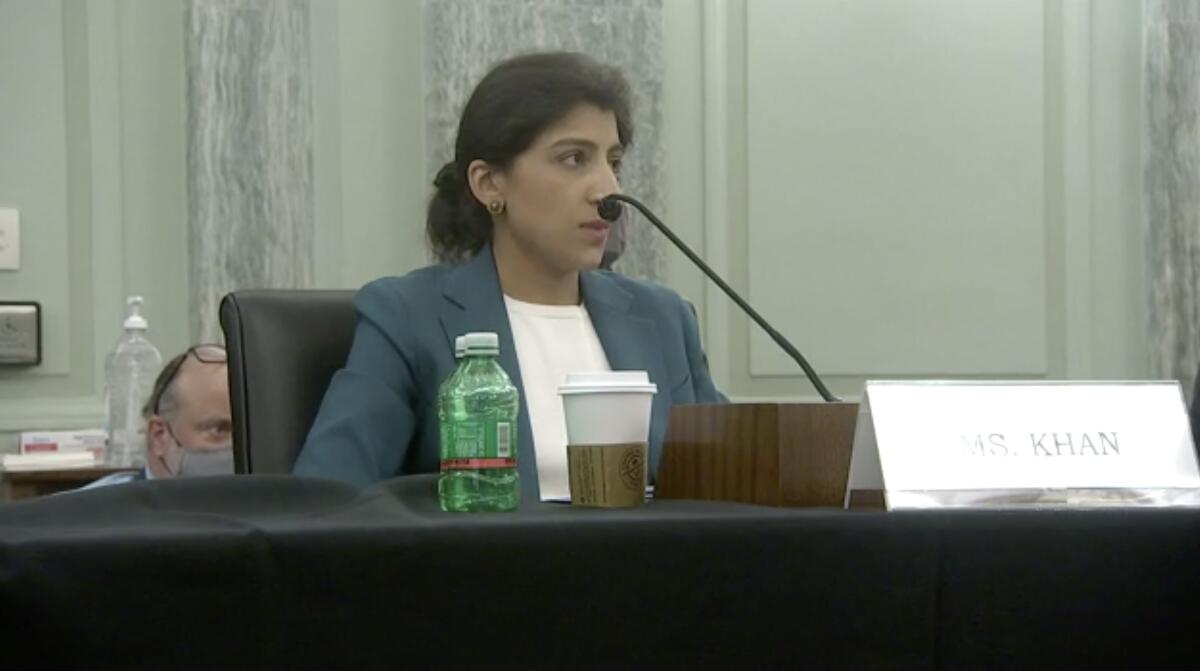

{"left": 293, "top": 245, "right": 726, "bottom": 497}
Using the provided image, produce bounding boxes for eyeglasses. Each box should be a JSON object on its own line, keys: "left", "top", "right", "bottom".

{"left": 148, "top": 344, "right": 227, "bottom": 416}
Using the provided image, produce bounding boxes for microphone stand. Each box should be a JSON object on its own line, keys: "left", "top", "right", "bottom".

{"left": 599, "top": 193, "right": 840, "bottom": 403}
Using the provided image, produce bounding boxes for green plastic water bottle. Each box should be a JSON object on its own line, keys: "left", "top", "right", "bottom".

{"left": 438, "top": 332, "right": 520, "bottom": 512}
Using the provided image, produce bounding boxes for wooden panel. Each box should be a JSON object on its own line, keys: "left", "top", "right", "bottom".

{"left": 657, "top": 404, "right": 782, "bottom": 505}
{"left": 1, "top": 467, "right": 135, "bottom": 501}
{"left": 657, "top": 402, "right": 858, "bottom": 508}
{"left": 778, "top": 402, "right": 858, "bottom": 507}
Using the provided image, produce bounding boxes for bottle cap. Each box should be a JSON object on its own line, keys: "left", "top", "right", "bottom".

{"left": 462, "top": 332, "right": 499, "bottom": 356}
{"left": 123, "top": 296, "right": 148, "bottom": 331}
{"left": 454, "top": 336, "right": 466, "bottom": 359}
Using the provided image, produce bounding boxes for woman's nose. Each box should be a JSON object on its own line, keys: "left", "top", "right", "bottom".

{"left": 590, "top": 166, "right": 621, "bottom": 202}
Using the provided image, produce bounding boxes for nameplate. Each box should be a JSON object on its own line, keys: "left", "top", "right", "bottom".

{"left": 845, "top": 381, "right": 1200, "bottom": 509}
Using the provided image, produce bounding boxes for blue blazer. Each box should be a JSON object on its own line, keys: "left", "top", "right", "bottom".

{"left": 294, "top": 246, "right": 726, "bottom": 497}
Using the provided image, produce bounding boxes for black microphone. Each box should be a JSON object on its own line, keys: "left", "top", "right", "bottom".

{"left": 598, "top": 193, "right": 840, "bottom": 403}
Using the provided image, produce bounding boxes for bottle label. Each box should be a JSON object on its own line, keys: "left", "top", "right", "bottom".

{"left": 440, "top": 420, "right": 516, "bottom": 471}
{"left": 497, "top": 421, "right": 512, "bottom": 458}
{"left": 441, "top": 458, "right": 515, "bottom": 470}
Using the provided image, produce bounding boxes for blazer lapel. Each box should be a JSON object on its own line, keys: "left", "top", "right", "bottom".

{"left": 582, "top": 271, "right": 673, "bottom": 479}
{"left": 580, "top": 271, "right": 668, "bottom": 391}
{"left": 437, "top": 246, "right": 539, "bottom": 499}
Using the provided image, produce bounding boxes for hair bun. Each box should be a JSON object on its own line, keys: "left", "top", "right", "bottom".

{"left": 434, "top": 161, "right": 462, "bottom": 190}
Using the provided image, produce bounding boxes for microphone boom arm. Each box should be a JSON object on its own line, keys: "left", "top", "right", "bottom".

{"left": 600, "top": 193, "right": 840, "bottom": 403}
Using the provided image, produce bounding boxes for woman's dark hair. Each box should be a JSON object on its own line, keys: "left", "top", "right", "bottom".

{"left": 427, "top": 51, "right": 634, "bottom": 263}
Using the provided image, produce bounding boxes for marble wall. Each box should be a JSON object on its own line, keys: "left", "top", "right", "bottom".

{"left": 179, "top": 0, "right": 665, "bottom": 345}
{"left": 423, "top": 0, "right": 666, "bottom": 281}
{"left": 185, "top": 0, "right": 314, "bottom": 342}
{"left": 1145, "top": 1, "right": 1200, "bottom": 393}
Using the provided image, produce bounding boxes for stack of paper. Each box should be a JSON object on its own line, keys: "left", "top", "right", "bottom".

{"left": 19, "top": 428, "right": 107, "bottom": 462}
{"left": 1, "top": 451, "right": 96, "bottom": 471}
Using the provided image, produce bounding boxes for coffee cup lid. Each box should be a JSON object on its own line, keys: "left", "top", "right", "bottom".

{"left": 558, "top": 371, "right": 658, "bottom": 396}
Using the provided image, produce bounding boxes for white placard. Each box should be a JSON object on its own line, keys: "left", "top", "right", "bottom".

{"left": 845, "top": 381, "right": 1200, "bottom": 509}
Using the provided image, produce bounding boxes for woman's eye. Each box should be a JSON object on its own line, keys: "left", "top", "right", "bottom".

{"left": 561, "top": 151, "right": 585, "bottom": 167}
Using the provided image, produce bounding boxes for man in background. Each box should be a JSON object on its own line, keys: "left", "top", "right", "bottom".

{"left": 84, "top": 344, "right": 233, "bottom": 487}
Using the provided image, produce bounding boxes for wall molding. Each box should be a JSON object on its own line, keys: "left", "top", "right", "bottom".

{"left": 709, "top": 0, "right": 1142, "bottom": 401}
{"left": 0, "top": 0, "right": 122, "bottom": 436}
{"left": 0, "top": 397, "right": 105, "bottom": 433}
{"left": 700, "top": 0, "right": 732, "bottom": 389}
{"left": 1061, "top": 0, "right": 1096, "bottom": 377}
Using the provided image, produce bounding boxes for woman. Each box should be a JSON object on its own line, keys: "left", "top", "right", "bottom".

{"left": 294, "top": 52, "right": 725, "bottom": 499}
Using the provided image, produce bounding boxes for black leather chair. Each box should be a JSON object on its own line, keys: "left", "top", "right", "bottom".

{"left": 219, "top": 290, "right": 356, "bottom": 474}
{"left": 1192, "top": 370, "right": 1200, "bottom": 452}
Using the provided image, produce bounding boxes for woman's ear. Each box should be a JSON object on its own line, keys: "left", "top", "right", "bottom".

{"left": 466, "top": 159, "right": 506, "bottom": 210}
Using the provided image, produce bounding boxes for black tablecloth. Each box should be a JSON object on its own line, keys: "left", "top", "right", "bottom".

{"left": 1, "top": 474, "right": 1197, "bottom": 669}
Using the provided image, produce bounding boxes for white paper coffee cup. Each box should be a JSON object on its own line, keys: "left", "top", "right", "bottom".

{"left": 558, "top": 371, "right": 658, "bottom": 446}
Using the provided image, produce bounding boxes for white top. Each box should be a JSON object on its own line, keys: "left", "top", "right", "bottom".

{"left": 504, "top": 295, "right": 611, "bottom": 501}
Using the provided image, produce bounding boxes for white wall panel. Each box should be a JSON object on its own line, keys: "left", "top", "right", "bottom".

{"left": 745, "top": 0, "right": 1048, "bottom": 376}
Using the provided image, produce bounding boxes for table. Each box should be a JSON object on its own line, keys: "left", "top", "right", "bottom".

{"left": 1, "top": 474, "right": 1197, "bottom": 668}
{"left": 0, "top": 466, "right": 134, "bottom": 501}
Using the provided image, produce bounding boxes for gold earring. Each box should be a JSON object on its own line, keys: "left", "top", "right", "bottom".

{"left": 487, "top": 200, "right": 505, "bottom": 215}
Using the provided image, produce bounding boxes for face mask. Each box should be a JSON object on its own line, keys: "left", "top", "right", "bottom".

{"left": 175, "top": 445, "right": 235, "bottom": 477}
{"left": 161, "top": 423, "right": 234, "bottom": 477}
